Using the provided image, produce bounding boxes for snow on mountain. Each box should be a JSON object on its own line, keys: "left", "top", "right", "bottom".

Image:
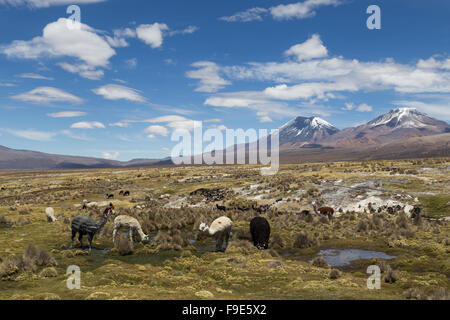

{"left": 278, "top": 116, "right": 339, "bottom": 147}
{"left": 325, "top": 108, "right": 450, "bottom": 146}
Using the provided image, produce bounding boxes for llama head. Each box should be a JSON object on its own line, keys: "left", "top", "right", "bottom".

{"left": 199, "top": 222, "right": 208, "bottom": 232}
{"left": 142, "top": 234, "right": 151, "bottom": 243}
{"left": 103, "top": 204, "right": 115, "bottom": 219}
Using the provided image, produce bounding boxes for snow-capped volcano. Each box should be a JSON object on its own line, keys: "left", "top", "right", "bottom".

{"left": 325, "top": 108, "right": 450, "bottom": 146}
{"left": 368, "top": 108, "right": 436, "bottom": 129}
{"left": 278, "top": 116, "right": 340, "bottom": 147}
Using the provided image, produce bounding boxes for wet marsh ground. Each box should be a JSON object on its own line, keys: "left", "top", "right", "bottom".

{"left": 0, "top": 158, "right": 449, "bottom": 300}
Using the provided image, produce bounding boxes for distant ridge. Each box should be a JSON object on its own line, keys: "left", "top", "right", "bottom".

{"left": 1, "top": 108, "right": 449, "bottom": 170}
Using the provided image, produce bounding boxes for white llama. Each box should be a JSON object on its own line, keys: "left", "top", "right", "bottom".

{"left": 45, "top": 207, "right": 57, "bottom": 222}
{"left": 199, "top": 216, "right": 232, "bottom": 252}
{"left": 113, "top": 215, "right": 150, "bottom": 243}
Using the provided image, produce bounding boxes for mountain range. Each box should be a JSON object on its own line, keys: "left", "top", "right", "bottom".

{"left": 1, "top": 108, "right": 449, "bottom": 170}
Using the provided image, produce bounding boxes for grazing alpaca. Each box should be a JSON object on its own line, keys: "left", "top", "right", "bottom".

{"left": 312, "top": 202, "right": 334, "bottom": 220}
{"left": 45, "top": 207, "right": 57, "bottom": 222}
{"left": 82, "top": 200, "right": 98, "bottom": 210}
{"left": 113, "top": 215, "right": 150, "bottom": 243}
{"left": 123, "top": 191, "right": 130, "bottom": 196}
{"left": 199, "top": 216, "right": 232, "bottom": 252}
{"left": 105, "top": 193, "right": 114, "bottom": 199}
{"left": 71, "top": 203, "right": 115, "bottom": 252}
{"left": 250, "top": 217, "right": 271, "bottom": 250}
{"left": 119, "top": 190, "right": 124, "bottom": 196}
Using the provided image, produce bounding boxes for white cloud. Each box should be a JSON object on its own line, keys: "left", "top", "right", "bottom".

{"left": 356, "top": 103, "right": 373, "bottom": 112}
{"left": 125, "top": 58, "right": 137, "bottom": 69}
{"left": 12, "top": 86, "right": 83, "bottom": 104}
{"left": 105, "top": 28, "right": 136, "bottom": 48}
{"left": 57, "top": 62, "right": 104, "bottom": 80}
{"left": 4, "top": 128, "right": 56, "bottom": 141}
{"left": 92, "top": 84, "right": 146, "bottom": 103}
{"left": 1, "top": 18, "right": 115, "bottom": 68}
{"left": 60, "top": 129, "right": 89, "bottom": 140}
{"left": 393, "top": 100, "right": 450, "bottom": 120}
{"left": 270, "top": 0, "right": 343, "bottom": 20}
{"left": 47, "top": 111, "right": 86, "bottom": 118}
{"left": 219, "top": 7, "right": 268, "bottom": 22}
{"left": 343, "top": 103, "right": 354, "bottom": 110}
{"left": 285, "top": 34, "right": 327, "bottom": 61}
{"left": 109, "top": 121, "right": 130, "bottom": 127}
{"left": 18, "top": 73, "right": 53, "bottom": 80}
{"left": 168, "top": 25, "right": 199, "bottom": 36}
{"left": 102, "top": 151, "right": 120, "bottom": 160}
{"left": 1, "top": 18, "right": 115, "bottom": 80}
{"left": 220, "top": 0, "right": 343, "bottom": 22}
{"left": 70, "top": 121, "right": 105, "bottom": 129}
{"left": 144, "top": 125, "right": 169, "bottom": 136}
{"left": 186, "top": 61, "right": 231, "bottom": 92}
{"left": 0, "top": 0, "right": 106, "bottom": 8}
{"left": 136, "top": 23, "right": 169, "bottom": 48}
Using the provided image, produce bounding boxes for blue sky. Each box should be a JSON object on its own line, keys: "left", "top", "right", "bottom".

{"left": 0, "top": 0, "right": 449, "bottom": 160}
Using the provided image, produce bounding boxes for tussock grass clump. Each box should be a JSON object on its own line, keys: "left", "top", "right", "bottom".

{"left": 329, "top": 268, "right": 342, "bottom": 279}
{"left": 269, "top": 233, "right": 284, "bottom": 249}
{"left": 294, "top": 232, "right": 318, "bottom": 249}
{"left": 39, "top": 267, "right": 58, "bottom": 278}
{"left": 114, "top": 233, "right": 134, "bottom": 255}
{"left": 0, "top": 245, "right": 56, "bottom": 279}
{"left": 16, "top": 217, "right": 31, "bottom": 226}
{"left": 311, "top": 256, "right": 329, "bottom": 268}
{"left": 0, "top": 215, "right": 12, "bottom": 225}
{"left": 383, "top": 266, "right": 399, "bottom": 283}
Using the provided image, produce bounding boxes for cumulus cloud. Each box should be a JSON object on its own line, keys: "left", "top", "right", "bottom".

{"left": 102, "top": 151, "right": 120, "bottom": 160}
{"left": 186, "top": 61, "right": 231, "bottom": 92}
{"left": 92, "top": 84, "right": 146, "bottom": 103}
{"left": 285, "top": 34, "right": 328, "bottom": 61}
{"left": 1, "top": 18, "right": 115, "bottom": 67}
{"left": 12, "top": 86, "right": 83, "bottom": 104}
{"left": 70, "top": 121, "right": 105, "bottom": 129}
{"left": 203, "top": 36, "right": 450, "bottom": 112}
{"left": 47, "top": 111, "right": 86, "bottom": 118}
{"left": 356, "top": 103, "right": 373, "bottom": 112}
{"left": 270, "top": 0, "right": 342, "bottom": 20}
{"left": 0, "top": 18, "right": 115, "bottom": 80}
{"left": 144, "top": 125, "right": 169, "bottom": 137}
{"left": 136, "top": 23, "right": 169, "bottom": 48}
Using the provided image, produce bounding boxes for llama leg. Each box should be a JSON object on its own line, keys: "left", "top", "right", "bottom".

{"left": 87, "top": 234, "right": 93, "bottom": 253}
{"left": 129, "top": 228, "right": 133, "bottom": 243}
{"left": 71, "top": 231, "right": 76, "bottom": 248}
{"left": 216, "top": 235, "right": 224, "bottom": 252}
{"left": 112, "top": 228, "right": 117, "bottom": 243}
{"left": 224, "top": 232, "right": 230, "bottom": 251}
{"left": 78, "top": 234, "right": 83, "bottom": 248}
